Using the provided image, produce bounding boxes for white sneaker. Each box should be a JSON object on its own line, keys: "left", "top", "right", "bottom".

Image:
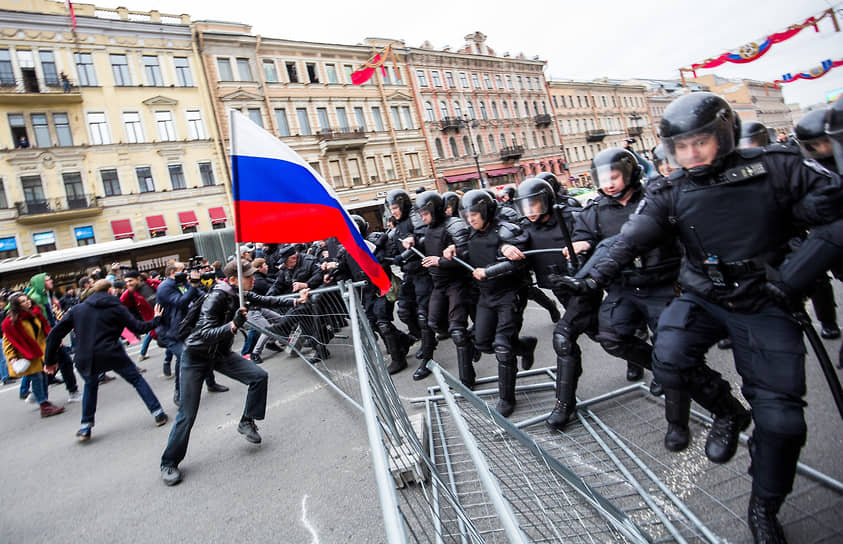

{"left": 25, "top": 393, "right": 37, "bottom": 404}
{"left": 67, "top": 391, "right": 83, "bottom": 403}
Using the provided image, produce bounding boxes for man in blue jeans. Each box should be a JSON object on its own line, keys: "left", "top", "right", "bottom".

{"left": 160, "top": 259, "right": 309, "bottom": 486}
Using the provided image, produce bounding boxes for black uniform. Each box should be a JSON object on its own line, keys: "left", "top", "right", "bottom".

{"left": 391, "top": 214, "right": 435, "bottom": 360}
{"left": 589, "top": 146, "right": 841, "bottom": 505}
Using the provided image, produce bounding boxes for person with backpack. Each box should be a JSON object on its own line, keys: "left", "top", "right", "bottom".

{"left": 160, "top": 259, "right": 310, "bottom": 486}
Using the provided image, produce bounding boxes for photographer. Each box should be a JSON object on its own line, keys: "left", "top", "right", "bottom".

{"left": 155, "top": 261, "right": 228, "bottom": 405}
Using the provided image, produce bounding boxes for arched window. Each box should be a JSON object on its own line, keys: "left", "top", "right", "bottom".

{"left": 462, "top": 135, "right": 471, "bottom": 155}
{"left": 491, "top": 102, "right": 499, "bottom": 119}
{"left": 542, "top": 101, "right": 548, "bottom": 114}
{"left": 434, "top": 138, "right": 444, "bottom": 159}
{"left": 476, "top": 135, "right": 484, "bottom": 154}
{"left": 479, "top": 101, "right": 488, "bottom": 120}
{"left": 502, "top": 102, "right": 510, "bottom": 118}
{"left": 488, "top": 134, "right": 496, "bottom": 152}
{"left": 512, "top": 101, "right": 519, "bottom": 117}
{"left": 499, "top": 134, "right": 507, "bottom": 149}
{"left": 524, "top": 101, "right": 530, "bottom": 116}
{"left": 439, "top": 101, "right": 449, "bottom": 119}
{"left": 533, "top": 101, "right": 539, "bottom": 115}
{"left": 449, "top": 137, "right": 458, "bottom": 157}
{"left": 466, "top": 101, "right": 476, "bottom": 120}
{"left": 453, "top": 102, "right": 462, "bottom": 118}
{"left": 424, "top": 102, "right": 435, "bottom": 122}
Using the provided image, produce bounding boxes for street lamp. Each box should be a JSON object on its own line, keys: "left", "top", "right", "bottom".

{"left": 462, "top": 113, "right": 485, "bottom": 189}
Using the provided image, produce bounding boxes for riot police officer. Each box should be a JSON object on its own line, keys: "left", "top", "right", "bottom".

{"left": 557, "top": 92, "right": 842, "bottom": 543}
{"left": 445, "top": 190, "right": 530, "bottom": 416}
{"left": 442, "top": 191, "right": 461, "bottom": 218}
{"left": 651, "top": 144, "right": 675, "bottom": 180}
{"left": 739, "top": 121, "right": 771, "bottom": 149}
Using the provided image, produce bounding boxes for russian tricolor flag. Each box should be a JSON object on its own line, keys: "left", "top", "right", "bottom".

{"left": 229, "top": 111, "right": 390, "bottom": 295}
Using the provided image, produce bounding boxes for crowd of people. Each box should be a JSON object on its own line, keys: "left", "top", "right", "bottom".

{"left": 3, "top": 92, "right": 842, "bottom": 543}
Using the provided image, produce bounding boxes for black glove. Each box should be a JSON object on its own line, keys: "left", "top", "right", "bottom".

{"left": 547, "top": 274, "right": 600, "bottom": 294}
{"left": 803, "top": 183, "right": 843, "bottom": 221}
{"left": 763, "top": 281, "right": 803, "bottom": 314}
{"left": 232, "top": 308, "right": 248, "bottom": 329}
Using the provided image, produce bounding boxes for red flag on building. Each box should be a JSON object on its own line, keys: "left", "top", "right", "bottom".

{"left": 66, "top": 1, "right": 77, "bottom": 29}
{"left": 351, "top": 53, "right": 384, "bottom": 85}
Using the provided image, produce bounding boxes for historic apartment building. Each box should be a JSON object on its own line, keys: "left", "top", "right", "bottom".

{"left": 547, "top": 79, "right": 658, "bottom": 184}
{"left": 194, "top": 22, "right": 434, "bottom": 230}
{"left": 691, "top": 74, "right": 793, "bottom": 138}
{"left": 404, "top": 32, "right": 563, "bottom": 193}
{"left": 0, "top": 0, "right": 230, "bottom": 259}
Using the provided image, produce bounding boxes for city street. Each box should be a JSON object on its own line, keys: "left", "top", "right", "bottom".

{"left": 1, "top": 286, "right": 842, "bottom": 542}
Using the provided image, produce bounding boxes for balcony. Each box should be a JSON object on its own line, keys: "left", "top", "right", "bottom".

{"left": 441, "top": 117, "right": 462, "bottom": 132}
{"left": 317, "top": 126, "right": 368, "bottom": 154}
{"left": 15, "top": 194, "right": 102, "bottom": 224}
{"left": 500, "top": 145, "right": 524, "bottom": 161}
{"left": 534, "top": 113, "right": 552, "bottom": 127}
{"left": 585, "top": 129, "right": 607, "bottom": 142}
{"left": 0, "top": 78, "right": 83, "bottom": 105}
{"left": 627, "top": 126, "right": 643, "bottom": 137}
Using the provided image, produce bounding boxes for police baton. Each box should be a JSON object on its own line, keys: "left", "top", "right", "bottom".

{"left": 552, "top": 203, "right": 579, "bottom": 273}
{"left": 408, "top": 245, "right": 475, "bottom": 273}
{"left": 496, "top": 248, "right": 566, "bottom": 261}
{"left": 794, "top": 309, "right": 843, "bottom": 420}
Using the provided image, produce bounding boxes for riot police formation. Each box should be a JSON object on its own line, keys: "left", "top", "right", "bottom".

{"left": 553, "top": 92, "right": 842, "bottom": 542}
{"left": 387, "top": 189, "right": 437, "bottom": 379}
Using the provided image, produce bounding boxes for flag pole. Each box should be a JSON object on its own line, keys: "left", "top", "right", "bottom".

{"left": 229, "top": 110, "right": 246, "bottom": 309}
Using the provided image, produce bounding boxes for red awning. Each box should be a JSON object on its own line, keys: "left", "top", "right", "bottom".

{"left": 486, "top": 167, "right": 520, "bottom": 177}
{"left": 110, "top": 219, "right": 134, "bottom": 240}
{"left": 146, "top": 215, "right": 167, "bottom": 233}
{"left": 178, "top": 211, "right": 199, "bottom": 228}
{"left": 443, "top": 172, "right": 479, "bottom": 184}
{"left": 208, "top": 206, "right": 227, "bottom": 224}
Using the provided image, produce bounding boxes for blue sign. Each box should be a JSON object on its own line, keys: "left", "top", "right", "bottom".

{"left": 33, "top": 231, "right": 55, "bottom": 246}
{"left": 0, "top": 237, "right": 16, "bottom": 251}
{"left": 74, "top": 226, "right": 94, "bottom": 240}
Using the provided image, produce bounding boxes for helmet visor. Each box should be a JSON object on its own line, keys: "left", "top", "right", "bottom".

{"left": 831, "top": 137, "right": 843, "bottom": 175}
{"left": 662, "top": 114, "right": 735, "bottom": 170}
{"left": 514, "top": 193, "right": 548, "bottom": 218}
{"left": 797, "top": 136, "right": 833, "bottom": 160}
{"left": 592, "top": 163, "right": 628, "bottom": 196}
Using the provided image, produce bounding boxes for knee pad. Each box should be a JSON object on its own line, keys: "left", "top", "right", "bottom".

{"left": 450, "top": 328, "right": 468, "bottom": 347}
{"left": 376, "top": 321, "right": 394, "bottom": 338}
{"left": 494, "top": 345, "right": 515, "bottom": 366}
{"left": 416, "top": 314, "right": 429, "bottom": 331}
{"left": 493, "top": 333, "right": 512, "bottom": 352}
{"left": 553, "top": 332, "right": 574, "bottom": 357}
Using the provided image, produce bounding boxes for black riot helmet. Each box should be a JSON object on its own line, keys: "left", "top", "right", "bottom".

{"left": 414, "top": 191, "right": 446, "bottom": 225}
{"left": 590, "top": 148, "right": 642, "bottom": 198}
{"left": 651, "top": 144, "right": 673, "bottom": 177}
{"left": 794, "top": 109, "right": 832, "bottom": 160}
{"left": 442, "top": 191, "right": 461, "bottom": 216}
{"left": 513, "top": 177, "right": 555, "bottom": 221}
{"left": 385, "top": 189, "right": 412, "bottom": 220}
{"left": 738, "top": 121, "right": 770, "bottom": 148}
{"left": 500, "top": 185, "right": 515, "bottom": 201}
{"left": 350, "top": 214, "right": 369, "bottom": 237}
{"left": 825, "top": 95, "right": 843, "bottom": 173}
{"left": 659, "top": 92, "right": 740, "bottom": 177}
{"left": 535, "top": 171, "right": 566, "bottom": 198}
{"left": 460, "top": 189, "right": 497, "bottom": 229}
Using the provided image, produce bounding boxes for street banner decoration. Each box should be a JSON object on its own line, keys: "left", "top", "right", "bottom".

{"left": 775, "top": 59, "right": 843, "bottom": 86}
{"left": 684, "top": 8, "right": 839, "bottom": 76}
{"left": 229, "top": 111, "right": 390, "bottom": 295}
{"left": 351, "top": 44, "right": 401, "bottom": 85}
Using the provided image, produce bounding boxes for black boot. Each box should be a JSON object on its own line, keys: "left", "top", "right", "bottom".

{"left": 412, "top": 359, "right": 431, "bottom": 380}
{"left": 663, "top": 389, "right": 691, "bottom": 452}
{"left": 384, "top": 330, "right": 408, "bottom": 375}
{"left": 747, "top": 494, "right": 787, "bottom": 543}
{"left": 546, "top": 356, "right": 580, "bottom": 431}
{"left": 495, "top": 360, "right": 518, "bottom": 417}
{"left": 518, "top": 336, "right": 538, "bottom": 371}
{"left": 705, "top": 394, "right": 751, "bottom": 464}
{"left": 412, "top": 327, "right": 437, "bottom": 380}
{"left": 457, "top": 345, "right": 476, "bottom": 388}
{"left": 626, "top": 362, "right": 644, "bottom": 381}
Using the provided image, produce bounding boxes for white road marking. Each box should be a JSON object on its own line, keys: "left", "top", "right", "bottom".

{"left": 300, "top": 494, "right": 320, "bottom": 544}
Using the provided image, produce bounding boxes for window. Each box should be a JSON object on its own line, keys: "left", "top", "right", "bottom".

{"left": 434, "top": 138, "right": 444, "bottom": 159}
{"left": 295, "top": 108, "right": 311, "bottom": 135}
{"left": 416, "top": 69, "right": 427, "bottom": 87}
{"left": 306, "top": 63, "right": 319, "bottom": 83}
{"left": 495, "top": 74, "right": 503, "bottom": 89}
{"left": 343, "top": 64, "right": 353, "bottom": 84}
{"left": 445, "top": 71, "right": 455, "bottom": 88}
{"left": 63, "top": 172, "right": 86, "bottom": 208}
{"left": 87, "top": 112, "right": 110, "bottom": 144}
{"left": 110, "top": 54, "right": 131, "bottom": 85}
{"left": 261, "top": 59, "right": 278, "bottom": 83}
{"left": 366, "top": 157, "right": 378, "bottom": 181}
{"left": 31, "top": 114, "right": 50, "bottom": 147}
{"left": 75, "top": 52, "right": 97, "bottom": 86}
{"left": 100, "top": 168, "right": 121, "bottom": 196}
{"left": 424, "top": 102, "right": 434, "bottom": 122}
{"left": 459, "top": 72, "right": 468, "bottom": 88}
{"left": 136, "top": 167, "right": 154, "bottom": 193}
{"left": 383, "top": 155, "right": 395, "bottom": 179}
{"left": 499, "top": 134, "right": 506, "bottom": 149}
{"left": 439, "top": 101, "right": 449, "bottom": 119}
{"left": 245, "top": 108, "right": 261, "bottom": 127}
{"left": 453, "top": 101, "right": 462, "bottom": 118}
{"left": 22, "top": 175, "right": 45, "bottom": 208}
{"left": 9, "top": 113, "right": 27, "bottom": 145}
{"left": 505, "top": 75, "right": 512, "bottom": 89}
{"left": 325, "top": 64, "right": 338, "bottom": 84}
{"left": 491, "top": 102, "right": 499, "bottom": 119}
{"left": 488, "top": 134, "right": 496, "bottom": 152}
{"left": 142, "top": 55, "right": 163, "bottom": 86}
{"left": 462, "top": 135, "right": 470, "bottom": 155}
{"left": 0, "top": 179, "right": 8, "bottom": 207}
{"left": 533, "top": 101, "right": 539, "bottom": 115}
{"left": 406, "top": 153, "right": 421, "bottom": 176}
{"left": 316, "top": 108, "right": 330, "bottom": 131}
{"left": 155, "top": 111, "right": 175, "bottom": 141}
{"left": 174, "top": 57, "right": 193, "bottom": 86}
{"left": 0, "top": 236, "right": 14, "bottom": 258}
{"left": 348, "top": 158, "right": 362, "bottom": 184}
{"left": 236, "top": 58, "right": 252, "bottom": 81}
{"left": 39, "top": 51, "right": 58, "bottom": 85}
{"left": 466, "top": 101, "right": 475, "bottom": 120}
{"left": 123, "top": 111, "right": 143, "bottom": 143}
{"left": 526, "top": 77, "right": 532, "bottom": 90}
{"left": 186, "top": 110, "right": 206, "bottom": 139}
{"left": 335, "top": 107, "right": 349, "bottom": 130}
{"left": 517, "top": 76, "right": 523, "bottom": 90}
{"left": 0, "top": 50, "right": 14, "bottom": 85}
{"left": 502, "top": 102, "right": 510, "bottom": 118}
{"left": 329, "top": 160, "right": 343, "bottom": 187}
{"left": 483, "top": 74, "right": 492, "bottom": 89}
{"left": 75, "top": 226, "right": 95, "bottom": 246}
{"left": 471, "top": 73, "right": 480, "bottom": 88}
{"left": 168, "top": 164, "right": 186, "bottom": 190}
{"left": 54, "top": 113, "right": 72, "bottom": 146}
{"left": 199, "top": 162, "right": 215, "bottom": 186}
{"left": 512, "top": 101, "right": 519, "bottom": 117}
{"left": 390, "top": 106, "right": 402, "bottom": 130}
{"left": 476, "top": 135, "right": 484, "bottom": 155}
{"left": 34, "top": 231, "right": 56, "bottom": 253}
{"left": 534, "top": 77, "right": 540, "bottom": 90}
{"left": 217, "top": 57, "right": 233, "bottom": 81}
{"left": 371, "top": 106, "right": 384, "bottom": 131}
{"left": 286, "top": 62, "right": 298, "bottom": 83}
{"left": 401, "top": 106, "right": 413, "bottom": 130}
{"left": 449, "top": 137, "right": 458, "bottom": 157}
{"left": 354, "top": 107, "right": 366, "bottom": 132}
{"left": 431, "top": 71, "right": 442, "bottom": 87}
{"left": 479, "top": 101, "right": 488, "bottom": 120}
{"left": 275, "top": 108, "right": 290, "bottom": 136}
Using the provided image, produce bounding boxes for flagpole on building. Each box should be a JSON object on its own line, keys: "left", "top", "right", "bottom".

{"left": 229, "top": 110, "right": 246, "bottom": 309}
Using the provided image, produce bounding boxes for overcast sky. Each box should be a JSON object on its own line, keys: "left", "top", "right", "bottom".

{"left": 94, "top": 0, "right": 843, "bottom": 109}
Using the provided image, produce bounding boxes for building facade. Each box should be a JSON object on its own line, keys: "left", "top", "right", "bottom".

{"left": 405, "top": 32, "right": 563, "bottom": 193}
{"left": 691, "top": 74, "right": 793, "bottom": 138}
{"left": 0, "top": 0, "right": 230, "bottom": 260}
{"left": 548, "top": 79, "right": 657, "bottom": 185}
{"left": 194, "top": 22, "right": 434, "bottom": 230}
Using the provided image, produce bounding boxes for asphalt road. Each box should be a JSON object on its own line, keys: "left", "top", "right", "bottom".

{"left": 1, "top": 284, "right": 841, "bottom": 543}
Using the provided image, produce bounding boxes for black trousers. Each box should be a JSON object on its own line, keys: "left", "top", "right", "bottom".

{"left": 474, "top": 288, "right": 528, "bottom": 353}
{"left": 427, "top": 281, "right": 471, "bottom": 332}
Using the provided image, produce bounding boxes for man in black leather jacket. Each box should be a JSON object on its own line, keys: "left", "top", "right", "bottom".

{"left": 160, "top": 259, "right": 309, "bottom": 486}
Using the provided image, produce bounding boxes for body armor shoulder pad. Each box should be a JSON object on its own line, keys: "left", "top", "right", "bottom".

{"left": 722, "top": 161, "right": 768, "bottom": 183}
{"left": 497, "top": 221, "right": 523, "bottom": 242}
{"left": 565, "top": 196, "right": 582, "bottom": 208}
{"left": 735, "top": 146, "right": 764, "bottom": 159}
{"left": 445, "top": 217, "right": 470, "bottom": 243}
{"left": 581, "top": 195, "right": 601, "bottom": 211}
